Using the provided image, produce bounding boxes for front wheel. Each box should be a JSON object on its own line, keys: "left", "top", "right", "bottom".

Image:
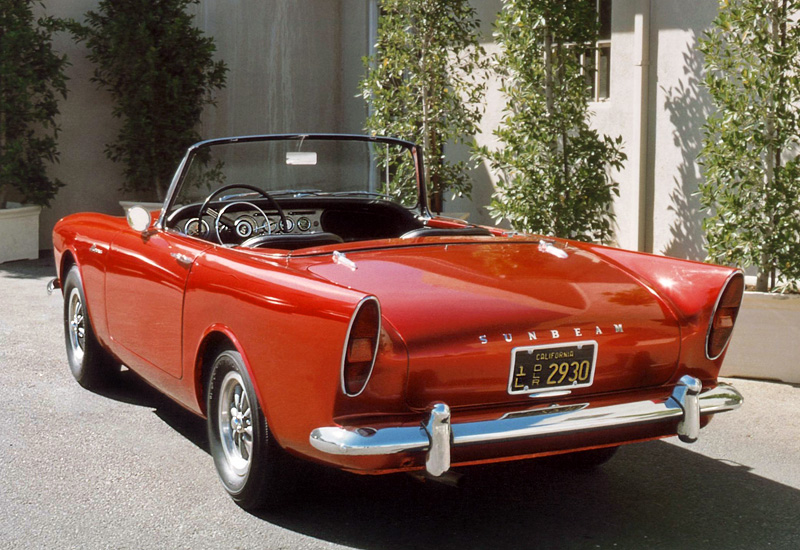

{"left": 63, "top": 266, "right": 117, "bottom": 389}
{"left": 206, "top": 349, "right": 292, "bottom": 510}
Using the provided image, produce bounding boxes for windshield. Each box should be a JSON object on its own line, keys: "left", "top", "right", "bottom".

{"left": 169, "top": 135, "right": 421, "bottom": 211}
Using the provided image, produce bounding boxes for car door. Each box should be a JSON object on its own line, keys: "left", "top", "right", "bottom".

{"left": 105, "top": 227, "right": 208, "bottom": 378}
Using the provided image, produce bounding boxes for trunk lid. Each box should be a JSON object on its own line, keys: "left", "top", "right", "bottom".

{"left": 304, "top": 240, "right": 681, "bottom": 409}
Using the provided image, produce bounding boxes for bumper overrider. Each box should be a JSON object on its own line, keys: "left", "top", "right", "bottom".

{"left": 309, "top": 376, "right": 743, "bottom": 476}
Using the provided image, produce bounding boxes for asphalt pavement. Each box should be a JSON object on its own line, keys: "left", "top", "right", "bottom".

{"left": 1, "top": 255, "right": 799, "bottom": 550}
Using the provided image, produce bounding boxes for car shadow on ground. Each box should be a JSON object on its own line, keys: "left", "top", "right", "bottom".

{"left": 261, "top": 444, "right": 799, "bottom": 550}
{"left": 94, "top": 370, "right": 799, "bottom": 550}
{"left": 0, "top": 252, "right": 56, "bottom": 279}
{"left": 93, "top": 367, "right": 210, "bottom": 453}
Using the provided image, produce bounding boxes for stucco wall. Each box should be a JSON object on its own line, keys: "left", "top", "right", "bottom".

{"left": 645, "top": 0, "right": 716, "bottom": 260}
{"left": 37, "top": 0, "right": 122, "bottom": 250}
{"left": 36, "top": 0, "right": 369, "bottom": 249}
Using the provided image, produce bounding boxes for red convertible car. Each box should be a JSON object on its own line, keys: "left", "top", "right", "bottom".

{"left": 51, "top": 134, "right": 744, "bottom": 509}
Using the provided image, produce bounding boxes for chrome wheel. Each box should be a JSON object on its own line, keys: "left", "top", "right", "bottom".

{"left": 67, "top": 287, "right": 86, "bottom": 366}
{"left": 217, "top": 370, "right": 253, "bottom": 477}
{"left": 207, "top": 349, "right": 296, "bottom": 510}
{"left": 62, "top": 266, "right": 117, "bottom": 389}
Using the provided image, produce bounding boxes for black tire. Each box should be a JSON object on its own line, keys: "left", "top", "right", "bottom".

{"left": 206, "top": 349, "right": 292, "bottom": 510}
{"left": 63, "top": 266, "right": 118, "bottom": 389}
{"left": 547, "top": 446, "right": 619, "bottom": 469}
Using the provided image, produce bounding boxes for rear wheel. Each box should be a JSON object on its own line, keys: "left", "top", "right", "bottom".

{"left": 206, "top": 349, "right": 292, "bottom": 510}
{"left": 63, "top": 266, "right": 117, "bottom": 389}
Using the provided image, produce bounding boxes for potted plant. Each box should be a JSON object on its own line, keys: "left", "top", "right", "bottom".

{"left": 72, "top": 0, "right": 226, "bottom": 209}
{"left": 0, "top": 0, "right": 68, "bottom": 263}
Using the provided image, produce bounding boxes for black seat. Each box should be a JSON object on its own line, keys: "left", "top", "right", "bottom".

{"left": 241, "top": 232, "right": 344, "bottom": 250}
{"left": 400, "top": 227, "right": 493, "bottom": 239}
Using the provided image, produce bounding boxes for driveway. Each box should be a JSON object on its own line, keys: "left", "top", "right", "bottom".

{"left": 1, "top": 255, "right": 798, "bottom": 549}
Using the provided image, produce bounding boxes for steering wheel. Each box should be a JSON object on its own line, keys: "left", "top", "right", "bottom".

{"left": 195, "top": 184, "right": 287, "bottom": 244}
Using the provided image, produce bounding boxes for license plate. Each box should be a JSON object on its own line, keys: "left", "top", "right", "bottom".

{"left": 508, "top": 341, "right": 597, "bottom": 395}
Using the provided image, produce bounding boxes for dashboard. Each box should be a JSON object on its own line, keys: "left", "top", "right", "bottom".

{"left": 167, "top": 197, "right": 423, "bottom": 248}
{"left": 178, "top": 208, "right": 324, "bottom": 242}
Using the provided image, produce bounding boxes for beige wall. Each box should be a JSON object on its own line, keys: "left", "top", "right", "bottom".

{"left": 38, "top": 0, "right": 122, "bottom": 249}
{"left": 645, "top": 0, "right": 717, "bottom": 260}
{"left": 37, "top": 0, "right": 370, "bottom": 249}
{"left": 596, "top": 0, "right": 716, "bottom": 259}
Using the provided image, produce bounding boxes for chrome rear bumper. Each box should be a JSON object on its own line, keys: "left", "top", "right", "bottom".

{"left": 309, "top": 376, "right": 743, "bottom": 476}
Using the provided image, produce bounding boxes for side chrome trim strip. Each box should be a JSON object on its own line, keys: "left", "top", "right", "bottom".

{"left": 309, "top": 378, "right": 743, "bottom": 476}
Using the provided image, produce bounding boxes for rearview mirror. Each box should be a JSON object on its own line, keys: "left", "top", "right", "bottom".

{"left": 126, "top": 205, "right": 153, "bottom": 232}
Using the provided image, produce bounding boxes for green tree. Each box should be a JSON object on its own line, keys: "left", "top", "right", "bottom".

{"left": 481, "top": 0, "right": 625, "bottom": 243}
{"left": 699, "top": 0, "right": 800, "bottom": 292}
{"left": 0, "top": 0, "right": 68, "bottom": 208}
{"left": 361, "top": 0, "right": 488, "bottom": 211}
{"left": 73, "top": 0, "right": 227, "bottom": 201}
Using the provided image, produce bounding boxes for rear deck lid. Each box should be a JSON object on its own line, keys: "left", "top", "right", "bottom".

{"left": 305, "top": 240, "right": 681, "bottom": 409}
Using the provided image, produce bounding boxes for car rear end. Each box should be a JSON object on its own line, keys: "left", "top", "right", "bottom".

{"left": 298, "top": 238, "right": 745, "bottom": 476}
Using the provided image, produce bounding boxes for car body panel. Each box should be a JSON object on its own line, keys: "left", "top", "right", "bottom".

{"left": 106, "top": 228, "right": 208, "bottom": 378}
{"left": 303, "top": 239, "right": 685, "bottom": 409}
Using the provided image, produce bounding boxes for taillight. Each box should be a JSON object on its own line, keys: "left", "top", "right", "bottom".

{"left": 341, "top": 297, "right": 381, "bottom": 396}
{"left": 706, "top": 272, "right": 744, "bottom": 359}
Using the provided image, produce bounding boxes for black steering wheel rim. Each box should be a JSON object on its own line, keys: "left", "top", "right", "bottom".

{"left": 196, "top": 184, "right": 287, "bottom": 243}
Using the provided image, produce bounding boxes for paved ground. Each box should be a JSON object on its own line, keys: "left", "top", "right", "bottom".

{"left": 1, "top": 255, "right": 799, "bottom": 549}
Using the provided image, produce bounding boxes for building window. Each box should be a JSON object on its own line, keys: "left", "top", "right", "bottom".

{"left": 592, "top": 0, "right": 612, "bottom": 100}
{"left": 578, "top": 0, "right": 612, "bottom": 101}
{"left": 595, "top": 0, "right": 611, "bottom": 100}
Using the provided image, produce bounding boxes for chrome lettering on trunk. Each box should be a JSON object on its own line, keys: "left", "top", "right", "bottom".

{"left": 479, "top": 324, "right": 624, "bottom": 344}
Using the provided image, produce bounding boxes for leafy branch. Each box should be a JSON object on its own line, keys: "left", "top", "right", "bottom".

{"left": 479, "top": 0, "right": 625, "bottom": 243}
{"left": 0, "top": 0, "right": 68, "bottom": 208}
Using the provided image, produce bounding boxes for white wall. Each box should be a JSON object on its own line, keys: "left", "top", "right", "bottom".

{"left": 646, "top": 0, "right": 717, "bottom": 260}
{"left": 38, "top": 0, "right": 123, "bottom": 249}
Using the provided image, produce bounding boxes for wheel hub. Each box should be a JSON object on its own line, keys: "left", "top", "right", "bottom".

{"left": 217, "top": 369, "right": 254, "bottom": 477}
{"left": 231, "top": 412, "right": 245, "bottom": 434}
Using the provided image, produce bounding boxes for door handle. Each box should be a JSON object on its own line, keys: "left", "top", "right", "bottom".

{"left": 171, "top": 252, "right": 193, "bottom": 267}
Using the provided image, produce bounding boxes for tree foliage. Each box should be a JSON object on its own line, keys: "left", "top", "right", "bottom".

{"left": 361, "top": 0, "right": 487, "bottom": 209}
{"left": 0, "top": 0, "right": 68, "bottom": 208}
{"left": 699, "top": 0, "right": 800, "bottom": 292}
{"left": 73, "top": 0, "right": 227, "bottom": 201}
{"left": 480, "top": 0, "right": 625, "bottom": 243}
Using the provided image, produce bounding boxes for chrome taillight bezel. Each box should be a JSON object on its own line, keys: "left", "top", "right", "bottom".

{"left": 340, "top": 296, "right": 381, "bottom": 397}
{"left": 706, "top": 271, "right": 745, "bottom": 360}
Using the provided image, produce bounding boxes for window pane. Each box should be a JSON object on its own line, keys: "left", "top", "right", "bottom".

{"left": 584, "top": 47, "right": 596, "bottom": 99}
{"left": 599, "top": 0, "right": 612, "bottom": 41}
{"left": 597, "top": 45, "right": 610, "bottom": 100}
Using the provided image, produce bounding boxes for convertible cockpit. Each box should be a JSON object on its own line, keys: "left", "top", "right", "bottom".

{"left": 160, "top": 134, "right": 495, "bottom": 250}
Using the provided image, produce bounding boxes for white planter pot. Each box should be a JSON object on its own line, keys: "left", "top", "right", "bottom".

{"left": 119, "top": 201, "right": 163, "bottom": 214}
{"left": 721, "top": 291, "right": 800, "bottom": 384}
{"left": 0, "top": 204, "right": 42, "bottom": 264}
